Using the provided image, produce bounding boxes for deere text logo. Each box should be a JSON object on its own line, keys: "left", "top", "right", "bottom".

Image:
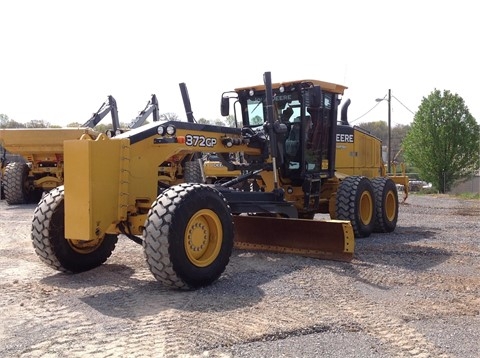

{"left": 336, "top": 133, "right": 354, "bottom": 143}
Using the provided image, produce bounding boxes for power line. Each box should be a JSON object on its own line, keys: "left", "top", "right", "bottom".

{"left": 350, "top": 93, "right": 416, "bottom": 124}
{"left": 392, "top": 95, "right": 416, "bottom": 114}
{"left": 350, "top": 100, "right": 384, "bottom": 123}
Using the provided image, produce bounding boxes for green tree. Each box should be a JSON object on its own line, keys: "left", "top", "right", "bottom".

{"left": 224, "top": 115, "right": 237, "bottom": 128}
{"left": 358, "top": 121, "right": 388, "bottom": 142}
{"left": 67, "top": 122, "right": 83, "bottom": 127}
{"left": 1, "top": 117, "right": 25, "bottom": 128}
{"left": 160, "top": 112, "right": 180, "bottom": 121}
{"left": 358, "top": 121, "right": 411, "bottom": 164}
{"left": 197, "top": 118, "right": 211, "bottom": 124}
{"left": 25, "top": 119, "right": 50, "bottom": 128}
{"left": 94, "top": 123, "right": 112, "bottom": 133}
{"left": 403, "top": 89, "right": 480, "bottom": 193}
{"left": 0, "top": 114, "right": 9, "bottom": 127}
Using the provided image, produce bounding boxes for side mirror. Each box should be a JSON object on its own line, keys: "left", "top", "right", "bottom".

{"left": 220, "top": 96, "right": 230, "bottom": 116}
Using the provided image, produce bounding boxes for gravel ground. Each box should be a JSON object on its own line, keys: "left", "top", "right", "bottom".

{"left": 0, "top": 194, "right": 479, "bottom": 358}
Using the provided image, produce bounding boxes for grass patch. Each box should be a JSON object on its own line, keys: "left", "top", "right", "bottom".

{"left": 409, "top": 189, "right": 479, "bottom": 200}
{"left": 455, "top": 192, "right": 480, "bottom": 200}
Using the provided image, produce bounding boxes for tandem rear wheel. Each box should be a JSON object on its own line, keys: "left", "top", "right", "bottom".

{"left": 371, "top": 177, "right": 399, "bottom": 233}
{"left": 335, "top": 176, "right": 399, "bottom": 238}
{"left": 336, "top": 176, "right": 376, "bottom": 238}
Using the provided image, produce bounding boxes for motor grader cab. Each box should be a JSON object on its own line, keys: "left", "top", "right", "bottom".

{"left": 30, "top": 72, "right": 356, "bottom": 290}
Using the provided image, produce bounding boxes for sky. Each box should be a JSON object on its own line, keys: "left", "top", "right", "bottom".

{"left": 1, "top": 1, "right": 478, "bottom": 129}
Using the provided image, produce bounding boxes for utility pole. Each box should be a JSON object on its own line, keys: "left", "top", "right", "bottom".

{"left": 387, "top": 89, "right": 391, "bottom": 174}
{"left": 376, "top": 89, "right": 392, "bottom": 174}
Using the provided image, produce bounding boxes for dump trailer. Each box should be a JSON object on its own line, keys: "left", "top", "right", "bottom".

{"left": 0, "top": 95, "right": 158, "bottom": 205}
{"left": 31, "top": 72, "right": 356, "bottom": 290}
{"left": 0, "top": 95, "right": 119, "bottom": 204}
{"left": 0, "top": 127, "right": 100, "bottom": 204}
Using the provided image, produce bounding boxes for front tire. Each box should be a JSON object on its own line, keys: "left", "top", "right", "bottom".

{"left": 31, "top": 186, "right": 118, "bottom": 273}
{"left": 371, "top": 177, "right": 398, "bottom": 233}
{"left": 336, "top": 176, "right": 375, "bottom": 238}
{"left": 143, "top": 183, "right": 234, "bottom": 290}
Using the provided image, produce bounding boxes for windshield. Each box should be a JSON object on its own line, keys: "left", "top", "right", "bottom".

{"left": 240, "top": 87, "right": 337, "bottom": 178}
{"left": 245, "top": 91, "right": 302, "bottom": 127}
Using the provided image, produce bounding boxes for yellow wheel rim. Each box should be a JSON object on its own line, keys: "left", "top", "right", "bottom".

{"left": 67, "top": 237, "right": 104, "bottom": 254}
{"left": 385, "top": 190, "right": 397, "bottom": 222}
{"left": 359, "top": 190, "right": 373, "bottom": 225}
{"left": 185, "top": 209, "right": 223, "bottom": 267}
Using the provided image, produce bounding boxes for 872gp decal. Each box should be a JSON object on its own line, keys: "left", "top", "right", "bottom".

{"left": 185, "top": 134, "right": 217, "bottom": 147}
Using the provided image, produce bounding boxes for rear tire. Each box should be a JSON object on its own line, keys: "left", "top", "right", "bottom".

{"left": 143, "top": 183, "right": 234, "bottom": 290}
{"left": 184, "top": 160, "right": 205, "bottom": 183}
{"left": 31, "top": 186, "right": 118, "bottom": 273}
{"left": 4, "top": 162, "right": 29, "bottom": 205}
{"left": 371, "top": 177, "right": 398, "bottom": 233}
{"left": 336, "top": 176, "right": 375, "bottom": 238}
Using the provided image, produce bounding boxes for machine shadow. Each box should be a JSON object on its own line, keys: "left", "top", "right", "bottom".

{"left": 39, "top": 225, "right": 446, "bottom": 319}
{"left": 353, "top": 225, "right": 451, "bottom": 270}
{"left": 40, "top": 249, "right": 302, "bottom": 319}
{"left": 325, "top": 225, "right": 453, "bottom": 289}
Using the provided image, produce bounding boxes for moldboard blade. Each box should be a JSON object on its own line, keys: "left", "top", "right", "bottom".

{"left": 232, "top": 215, "right": 354, "bottom": 262}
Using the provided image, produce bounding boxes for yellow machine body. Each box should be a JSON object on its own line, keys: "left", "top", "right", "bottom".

{"left": 30, "top": 74, "right": 414, "bottom": 289}
{"left": 334, "top": 125, "right": 409, "bottom": 199}
{"left": 335, "top": 125, "right": 383, "bottom": 178}
{"left": 64, "top": 124, "right": 258, "bottom": 240}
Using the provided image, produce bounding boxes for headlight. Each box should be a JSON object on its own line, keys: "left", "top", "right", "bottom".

{"left": 222, "top": 138, "right": 233, "bottom": 148}
{"left": 157, "top": 126, "right": 165, "bottom": 135}
{"left": 166, "top": 125, "right": 176, "bottom": 136}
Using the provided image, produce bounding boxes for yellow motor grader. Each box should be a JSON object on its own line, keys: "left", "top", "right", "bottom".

{"left": 30, "top": 72, "right": 405, "bottom": 290}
